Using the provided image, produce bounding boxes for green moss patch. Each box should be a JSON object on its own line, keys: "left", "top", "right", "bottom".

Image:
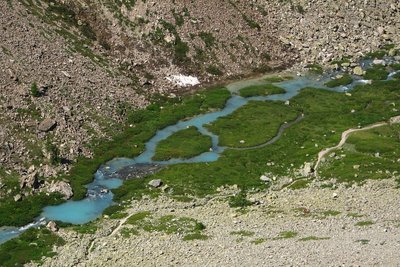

{"left": 325, "top": 74, "right": 353, "bottom": 88}
{"left": 153, "top": 126, "right": 212, "bottom": 161}
{"left": 206, "top": 101, "right": 298, "bottom": 148}
{"left": 0, "top": 228, "right": 65, "bottom": 267}
{"left": 364, "top": 65, "right": 389, "bottom": 80}
{"left": 239, "top": 84, "right": 286, "bottom": 97}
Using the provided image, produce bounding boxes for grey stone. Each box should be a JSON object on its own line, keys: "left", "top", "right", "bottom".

{"left": 48, "top": 181, "right": 74, "bottom": 199}
{"left": 38, "top": 118, "right": 57, "bottom": 132}
{"left": 148, "top": 179, "right": 163, "bottom": 188}
{"left": 353, "top": 66, "right": 365, "bottom": 76}
{"left": 46, "top": 221, "right": 58, "bottom": 232}
{"left": 14, "top": 194, "right": 22, "bottom": 202}
{"left": 260, "top": 175, "right": 271, "bottom": 183}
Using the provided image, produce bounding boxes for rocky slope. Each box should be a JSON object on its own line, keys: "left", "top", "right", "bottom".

{"left": 32, "top": 178, "right": 400, "bottom": 266}
{"left": 0, "top": 0, "right": 399, "bottom": 201}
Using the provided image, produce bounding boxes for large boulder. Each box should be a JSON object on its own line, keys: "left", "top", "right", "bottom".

{"left": 46, "top": 221, "right": 58, "bottom": 232}
{"left": 148, "top": 179, "right": 163, "bottom": 188}
{"left": 48, "top": 181, "right": 73, "bottom": 200}
{"left": 38, "top": 118, "right": 57, "bottom": 132}
{"left": 300, "top": 162, "right": 314, "bottom": 177}
{"left": 19, "top": 172, "right": 40, "bottom": 189}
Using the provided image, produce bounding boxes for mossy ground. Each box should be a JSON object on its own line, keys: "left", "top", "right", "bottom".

{"left": 206, "top": 101, "right": 298, "bottom": 147}
{"left": 0, "top": 228, "right": 65, "bottom": 267}
{"left": 153, "top": 126, "right": 212, "bottom": 161}
{"left": 123, "top": 212, "right": 207, "bottom": 240}
{"left": 319, "top": 124, "right": 400, "bottom": 183}
{"left": 238, "top": 84, "right": 286, "bottom": 97}
{"left": 325, "top": 74, "right": 353, "bottom": 88}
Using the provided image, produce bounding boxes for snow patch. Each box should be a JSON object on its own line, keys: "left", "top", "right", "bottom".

{"left": 166, "top": 74, "right": 200, "bottom": 87}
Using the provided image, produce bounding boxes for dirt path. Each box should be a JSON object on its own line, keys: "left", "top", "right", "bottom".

{"left": 314, "top": 121, "right": 388, "bottom": 177}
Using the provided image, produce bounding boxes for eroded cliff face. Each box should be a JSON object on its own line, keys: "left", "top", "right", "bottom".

{"left": 0, "top": 0, "right": 399, "bottom": 189}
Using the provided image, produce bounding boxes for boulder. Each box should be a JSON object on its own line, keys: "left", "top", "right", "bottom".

{"left": 14, "top": 194, "right": 22, "bottom": 202}
{"left": 260, "top": 175, "right": 271, "bottom": 183}
{"left": 372, "top": 59, "right": 385, "bottom": 65}
{"left": 148, "top": 179, "right": 162, "bottom": 188}
{"left": 353, "top": 66, "right": 364, "bottom": 76}
{"left": 46, "top": 221, "right": 58, "bottom": 232}
{"left": 38, "top": 118, "right": 57, "bottom": 132}
{"left": 300, "top": 162, "right": 314, "bottom": 177}
{"left": 48, "top": 181, "right": 73, "bottom": 200}
{"left": 20, "top": 172, "right": 40, "bottom": 189}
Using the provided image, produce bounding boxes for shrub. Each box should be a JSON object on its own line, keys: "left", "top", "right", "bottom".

{"left": 30, "top": 82, "right": 40, "bottom": 97}
{"left": 206, "top": 65, "right": 223, "bottom": 76}
{"left": 228, "top": 191, "right": 253, "bottom": 208}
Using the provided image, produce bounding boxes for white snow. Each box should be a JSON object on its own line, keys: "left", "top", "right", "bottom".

{"left": 166, "top": 74, "right": 200, "bottom": 87}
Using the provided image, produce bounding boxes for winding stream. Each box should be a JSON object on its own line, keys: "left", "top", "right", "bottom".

{"left": 1, "top": 65, "right": 398, "bottom": 244}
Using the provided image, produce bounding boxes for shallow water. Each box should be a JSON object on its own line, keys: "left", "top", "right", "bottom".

{"left": 0, "top": 66, "right": 397, "bottom": 244}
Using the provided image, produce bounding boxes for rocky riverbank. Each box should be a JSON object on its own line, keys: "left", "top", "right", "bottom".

{"left": 31, "top": 178, "right": 400, "bottom": 266}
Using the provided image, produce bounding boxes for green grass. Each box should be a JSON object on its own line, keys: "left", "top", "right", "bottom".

{"left": 183, "top": 233, "right": 209, "bottom": 241}
{"left": 199, "top": 32, "right": 215, "bottom": 48}
{"left": 347, "top": 212, "right": 364, "bottom": 218}
{"left": 153, "top": 126, "right": 212, "bottom": 161}
{"left": 0, "top": 193, "right": 63, "bottom": 227}
{"left": 306, "top": 64, "right": 323, "bottom": 75}
{"left": 321, "top": 210, "right": 341, "bottom": 217}
{"left": 320, "top": 124, "right": 400, "bottom": 183}
{"left": 275, "top": 231, "right": 298, "bottom": 239}
{"left": 0, "top": 228, "right": 65, "bottom": 267}
{"left": 238, "top": 84, "right": 286, "bottom": 97}
{"left": 325, "top": 74, "right": 353, "bottom": 88}
{"left": 287, "top": 179, "right": 310, "bottom": 189}
{"left": 228, "top": 191, "right": 253, "bottom": 208}
{"left": 355, "top": 220, "right": 374, "bottom": 227}
{"left": 251, "top": 238, "right": 267, "bottom": 244}
{"left": 125, "top": 211, "right": 152, "bottom": 225}
{"left": 124, "top": 212, "right": 206, "bottom": 239}
{"left": 390, "top": 64, "right": 400, "bottom": 71}
{"left": 72, "top": 223, "right": 98, "bottom": 234}
{"left": 299, "top": 236, "right": 330, "bottom": 241}
{"left": 263, "top": 75, "right": 293, "bottom": 83}
{"left": 206, "top": 101, "right": 298, "bottom": 147}
{"left": 120, "top": 228, "right": 139, "bottom": 237}
{"left": 103, "top": 204, "right": 128, "bottom": 219}
{"left": 30, "top": 82, "right": 40, "bottom": 97}
{"left": 356, "top": 239, "right": 370, "bottom": 245}
{"left": 363, "top": 65, "right": 389, "bottom": 80}
{"left": 364, "top": 50, "right": 387, "bottom": 59}
{"left": 230, "top": 230, "right": 255, "bottom": 237}
{"left": 206, "top": 65, "right": 223, "bottom": 76}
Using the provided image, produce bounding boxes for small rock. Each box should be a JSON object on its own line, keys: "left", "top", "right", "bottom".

{"left": 260, "top": 175, "right": 271, "bottom": 183}
{"left": 38, "top": 118, "right": 57, "bottom": 132}
{"left": 353, "top": 66, "right": 364, "bottom": 76}
{"left": 148, "top": 179, "right": 162, "bottom": 188}
{"left": 14, "top": 194, "right": 22, "bottom": 202}
{"left": 372, "top": 59, "right": 385, "bottom": 65}
{"left": 332, "top": 192, "right": 338, "bottom": 199}
{"left": 239, "top": 140, "right": 245, "bottom": 144}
